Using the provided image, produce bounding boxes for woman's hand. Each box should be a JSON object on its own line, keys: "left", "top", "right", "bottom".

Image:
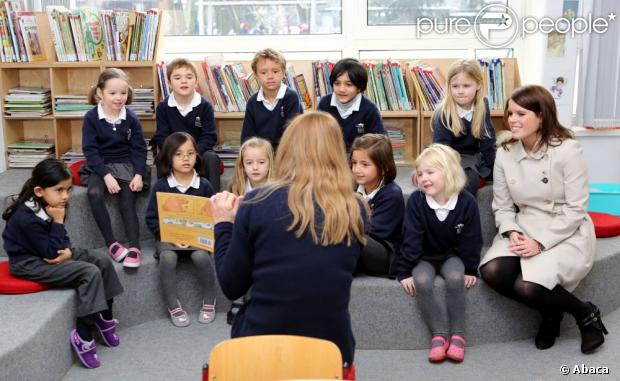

{"left": 104, "top": 174, "right": 121, "bottom": 194}
{"left": 400, "top": 277, "right": 416, "bottom": 296}
{"left": 508, "top": 235, "right": 543, "bottom": 257}
{"left": 464, "top": 275, "right": 477, "bottom": 288}
{"left": 129, "top": 174, "right": 143, "bottom": 192}
{"left": 211, "top": 191, "right": 242, "bottom": 224}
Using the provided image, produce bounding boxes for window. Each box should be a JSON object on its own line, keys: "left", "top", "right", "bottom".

{"left": 66, "top": 0, "right": 342, "bottom": 36}
{"left": 367, "top": 0, "right": 508, "bottom": 26}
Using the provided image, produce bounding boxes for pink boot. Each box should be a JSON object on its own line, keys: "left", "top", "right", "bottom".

{"left": 446, "top": 334, "right": 466, "bottom": 362}
{"left": 428, "top": 336, "right": 449, "bottom": 362}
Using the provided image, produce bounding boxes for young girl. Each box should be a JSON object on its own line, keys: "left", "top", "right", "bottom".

{"left": 2, "top": 159, "right": 124, "bottom": 369}
{"left": 81, "top": 68, "right": 148, "bottom": 268}
{"left": 432, "top": 59, "right": 496, "bottom": 195}
{"left": 145, "top": 132, "right": 217, "bottom": 327}
{"left": 228, "top": 137, "right": 274, "bottom": 196}
{"left": 225, "top": 137, "right": 274, "bottom": 324}
{"left": 351, "top": 133, "right": 403, "bottom": 277}
{"left": 317, "top": 58, "right": 386, "bottom": 151}
{"left": 397, "top": 144, "right": 482, "bottom": 363}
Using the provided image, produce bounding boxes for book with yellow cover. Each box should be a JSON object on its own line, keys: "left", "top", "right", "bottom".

{"left": 156, "top": 192, "right": 214, "bottom": 252}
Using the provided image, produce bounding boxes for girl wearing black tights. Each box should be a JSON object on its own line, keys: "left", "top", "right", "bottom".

{"left": 480, "top": 85, "right": 607, "bottom": 354}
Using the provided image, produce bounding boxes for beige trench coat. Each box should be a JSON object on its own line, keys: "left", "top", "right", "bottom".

{"left": 480, "top": 138, "right": 595, "bottom": 291}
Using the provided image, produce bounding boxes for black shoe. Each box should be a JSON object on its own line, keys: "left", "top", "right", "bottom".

{"left": 577, "top": 302, "right": 608, "bottom": 354}
{"left": 226, "top": 302, "right": 243, "bottom": 326}
{"left": 535, "top": 313, "right": 563, "bottom": 350}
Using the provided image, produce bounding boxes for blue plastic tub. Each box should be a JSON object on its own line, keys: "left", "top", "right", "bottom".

{"left": 589, "top": 183, "right": 620, "bottom": 216}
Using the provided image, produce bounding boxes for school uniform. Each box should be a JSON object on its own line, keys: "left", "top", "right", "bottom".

{"left": 480, "top": 139, "right": 595, "bottom": 292}
{"left": 397, "top": 190, "right": 482, "bottom": 280}
{"left": 317, "top": 93, "right": 386, "bottom": 151}
{"left": 154, "top": 92, "right": 221, "bottom": 190}
{"left": 241, "top": 83, "right": 303, "bottom": 149}
{"left": 214, "top": 186, "right": 365, "bottom": 365}
{"left": 357, "top": 181, "right": 404, "bottom": 276}
{"left": 3, "top": 202, "right": 123, "bottom": 317}
{"left": 432, "top": 98, "right": 496, "bottom": 193}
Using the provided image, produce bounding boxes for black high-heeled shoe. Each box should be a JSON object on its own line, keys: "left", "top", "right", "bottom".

{"left": 577, "top": 302, "right": 608, "bottom": 354}
{"left": 535, "top": 313, "right": 563, "bottom": 350}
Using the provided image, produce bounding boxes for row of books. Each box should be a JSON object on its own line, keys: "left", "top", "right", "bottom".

{"left": 386, "top": 126, "right": 406, "bottom": 165}
{"left": 479, "top": 58, "right": 506, "bottom": 110}
{"left": 366, "top": 61, "right": 414, "bottom": 112}
{"left": 0, "top": 1, "right": 46, "bottom": 62}
{"left": 405, "top": 62, "right": 446, "bottom": 112}
{"left": 55, "top": 91, "right": 154, "bottom": 117}
{"left": 156, "top": 60, "right": 312, "bottom": 114}
{"left": 7, "top": 141, "right": 54, "bottom": 168}
{"left": 3, "top": 87, "right": 51, "bottom": 117}
{"left": 46, "top": 6, "right": 160, "bottom": 62}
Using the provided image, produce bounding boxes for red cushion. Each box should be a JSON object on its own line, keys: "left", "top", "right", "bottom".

{"left": 478, "top": 178, "right": 487, "bottom": 189}
{"left": 589, "top": 212, "right": 620, "bottom": 238}
{"left": 69, "top": 160, "right": 86, "bottom": 186}
{"left": 0, "top": 261, "right": 50, "bottom": 294}
{"left": 219, "top": 160, "right": 225, "bottom": 175}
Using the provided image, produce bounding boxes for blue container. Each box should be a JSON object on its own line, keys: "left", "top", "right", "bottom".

{"left": 589, "top": 183, "right": 620, "bottom": 216}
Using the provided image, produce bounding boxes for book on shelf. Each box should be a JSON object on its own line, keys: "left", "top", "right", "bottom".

{"left": 311, "top": 60, "right": 335, "bottom": 103}
{"left": 478, "top": 58, "right": 506, "bottom": 110}
{"left": 0, "top": 1, "right": 46, "bottom": 63}
{"left": 54, "top": 93, "right": 90, "bottom": 117}
{"left": 130, "top": 87, "right": 155, "bottom": 116}
{"left": 386, "top": 125, "right": 406, "bottom": 165}
{"left": 7, "top": 140, "right": 55, "bottom": 168}
{"left": 215, "top": 141, "right": 240, "bottom": 167}
{"left": 4, "top": 87, "right": 52, "bottom": 117}
{"left": 46, "top": 6, "right": 159, "bottom": 62}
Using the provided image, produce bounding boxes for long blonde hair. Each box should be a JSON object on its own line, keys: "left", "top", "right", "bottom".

{"left": 228, "top": 137, "right": 274, "bottom": 196}
{"left": 414, "top": 144, "right": 466, "bottom": 199}
{"left": 261, "top": 111, "right": 367, "bottom": 246}
{"left": 433, "top": 59, "right": 486, "bottom": 139}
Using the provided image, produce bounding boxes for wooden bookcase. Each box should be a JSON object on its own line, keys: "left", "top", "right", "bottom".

{"left": 0, "top": 12, "right": 161, "bottom": 168}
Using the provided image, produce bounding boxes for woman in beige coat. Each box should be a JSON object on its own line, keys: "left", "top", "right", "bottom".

{"left": 479, "top": 85, "right": 607, "bottom": 354}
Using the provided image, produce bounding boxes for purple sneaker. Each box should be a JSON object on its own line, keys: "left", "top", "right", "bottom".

{"left": 70, "top": 329, "right": 100, "bottom": 369}
{"left": 94, "top": 313, "right": 120, "bottom": 347}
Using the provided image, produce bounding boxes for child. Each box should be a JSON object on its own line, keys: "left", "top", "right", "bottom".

{"left": 397, "top": 144, "right": 482, "bottom": 363}
{"left": 350, "top": 133, "right": 403, "bottom": 277}
{"left": 432, "top": 59, "right": 496, "bottom": 195}
{"left": 241, "top": 48, "right": 303, "bottom": 151}
{"left": 153, "top": 58, "right": 222, "bottom": 191}
{"left": 225, "top": 137, "right": 274, "bottom": 324}
{"left": 2, "top": 159, "right": 124, "bottom": 369}
{"left": 228, "top": 137, "right": 274, "bottom": 196}
{"left": 145, "top": 132, "right": 217, "bottom": 327}
{"left": 317, "top": 58, "right": 386, "bottom": 151}
{"left": 81, "top": 68, "right": 148, "bottom": 268}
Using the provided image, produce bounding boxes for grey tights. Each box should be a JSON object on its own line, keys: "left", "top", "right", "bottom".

{"left": 159, "top": 249, "right": 216, "bottom": 309}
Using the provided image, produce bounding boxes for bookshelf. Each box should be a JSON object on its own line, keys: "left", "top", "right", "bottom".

{"left": 0, "top": 11, "right": 162, "bottom": 169}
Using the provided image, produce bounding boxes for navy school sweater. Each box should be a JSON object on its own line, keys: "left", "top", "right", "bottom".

{"left": 432, "top": 98, "right": 496, "bottom": 172}
{"left": 240, "top": 87, "right": 303, "bottom": 148}
{"left": 145, "top": 177, "right": 215, "bottom": 240}
{"left": 317, "top": 94, "right": 387, "bottom": 151}
{"left": 365, "top": 182, "right": 404, "bottom": 254}
{"left": 82, "top": 107, "right": 147, "bottom": 178}
{"left": 214, "top": 187, "right": 367, "bottom": 365}
{"left": 153, "top": 96, "right": 217, "bottom": 154}
{"left": 397, "top": 190, "right": 482, "bottom": 280}
{"left": 3, "top": 204, "right": 71, "bottom": 264}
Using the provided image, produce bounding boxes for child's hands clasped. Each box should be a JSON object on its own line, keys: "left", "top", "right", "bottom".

{"left": 104, "top": 174, "right": 121, "bottom": 194}
{"left": 129, "top": 174, "right": 143, "bottom": 192}
{"left": 45, "top": 248, "right": 72, "bottom": 264}
{"left": 400, "top": 276, "right": 416, "bottom": 296}
{"left": 211, "top": 192, "right": 243, "bottom": 224}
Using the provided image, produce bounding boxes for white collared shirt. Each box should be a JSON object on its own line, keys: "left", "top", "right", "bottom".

{"left": 456, "top": 104, "right": 474, "bottom": 122}
{"left": 331, "top": 92, "right": 362, "bottom": 120}
{"left": 356, "top": 180, "right": 384, "bottom": 202}
{"left": 245, "top": 178, "right": 253, "bottom": 193}
{"left": 257, "top": 83, "right": 287, "bottom": 111}
{"left": 425, "top": 193, "right": 459, "bottom": 222}
{"left": 167, "top": 170, "right": 201, "bottom": 193}
{"left": 25, "top": 200, "right": 51, "bottom": 222}
{"left": 97, "top": 103, "right": 126, "bottom": 125}
{"left": 168, "top": 91, "right": 202, "bottom": 117}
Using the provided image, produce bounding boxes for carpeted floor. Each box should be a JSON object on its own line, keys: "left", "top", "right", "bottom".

{"left": 62, "top": 307, "right": 619, "bottom": 381}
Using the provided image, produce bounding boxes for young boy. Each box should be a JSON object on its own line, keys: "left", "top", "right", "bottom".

{"left": 153, "top": 58, "right": 221, "bottom": 191}
{"left": 241, "top": 48, "right": 303, "bottom": 151}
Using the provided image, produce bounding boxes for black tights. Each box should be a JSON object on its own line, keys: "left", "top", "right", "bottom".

{"left": 480, "top": 257, "right": 590, "bottom": 318}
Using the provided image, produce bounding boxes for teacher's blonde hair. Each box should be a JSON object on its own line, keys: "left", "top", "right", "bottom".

{"left": 266, "top": 111, "right": 367, "bottom": 246}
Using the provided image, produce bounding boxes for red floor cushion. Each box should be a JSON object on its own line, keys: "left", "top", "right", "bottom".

{"left": 589, "top": 212, "right": 620, "bottom": 238}
{"left": 0, "top": 261, "right": 50, "bottom": 294}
